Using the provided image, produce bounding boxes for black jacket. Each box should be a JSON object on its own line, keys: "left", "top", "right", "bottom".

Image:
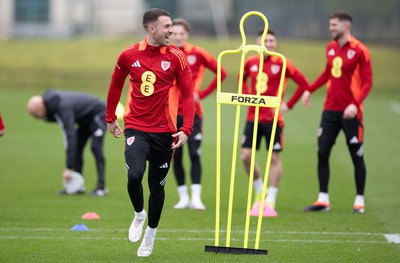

{"left": 43, "top": 89, "right": 106, "bottom": 169}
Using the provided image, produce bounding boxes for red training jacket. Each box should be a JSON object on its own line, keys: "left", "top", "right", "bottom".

{"left": 242, "top": 55, "right": 309, "bottom": 126}
{"left": 106, "top": 39, "right": 195, "bottom": 136}
{"left": 308, "top": 35, "right": 373, "bottom": 115}
{"left": 177, "top": 42, "right": 227, "bottom": 119}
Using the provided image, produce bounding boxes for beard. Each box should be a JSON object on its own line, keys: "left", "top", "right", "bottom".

{"left": 333, "top": 31, "right": 344, "bottom": 40}
{"left": 149, "top": 34, "right": 170, "bottom": 47}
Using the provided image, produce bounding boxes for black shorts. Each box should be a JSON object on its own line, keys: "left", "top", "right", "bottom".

{"left": 176, "top": 114, "right": 202, "bottom": 141}
{"left": 124, "top": 129, "right": 173, "bottom": 194}
{"left": 124, "top": 129, "right": 173, "bottom": 158}
{"left": 318, "top": 110, "right": 364, "bottom": 145}
{"left": 241, "top": 121, "right": 283, "bottom": 151}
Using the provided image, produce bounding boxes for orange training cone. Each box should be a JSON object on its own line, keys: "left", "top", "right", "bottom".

{"left": 250, "top": 202, "right": 277, "bottom": 217}
{"left": 81, "top": 212, "right": 100, "bottom": 219}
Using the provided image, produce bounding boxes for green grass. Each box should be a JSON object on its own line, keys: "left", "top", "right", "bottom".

{"left": 0, "top": 37, "right": 399, "bottom": 262}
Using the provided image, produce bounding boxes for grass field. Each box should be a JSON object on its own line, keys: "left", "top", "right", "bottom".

{"left": 0, "top": 36, "right": 399, "bottom": 262}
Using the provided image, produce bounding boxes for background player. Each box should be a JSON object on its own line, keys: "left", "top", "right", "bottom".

{"left": 170, "top": 18, "right": 227, "bottom": 210}
{"left": 241, "top": 30, "right": 309, "bottom": 216}
{"left": 303, "top": 11, "right": 372, "bottom": 213}
{"left": 0, "top": 113, "right": 5, "bottom": 136}
{"left": 105, "top": 9, "right": 195, "bottom": 257}
{"left": 27, "top": 89, "right": 107, "bottom": 196}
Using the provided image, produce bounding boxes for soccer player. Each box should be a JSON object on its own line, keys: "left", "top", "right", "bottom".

{"left": 0, "top": 113, "right": 5, "bottom": 136}
{"left": 303, "top": 11, "right": 372, "bottom": 213}
{"left": 241, "top": 30, "right": 309, "bottom": 216}
{"left": 27, "top": 89, "right": 108, "bottom": 196}
{"left": 170, "top": 18, "right": 227, "bottom": 210}
{"left": 105, "top": 9, "right": 194, "bottom": 257}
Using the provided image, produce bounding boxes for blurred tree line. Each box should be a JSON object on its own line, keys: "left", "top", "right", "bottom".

{"left": 146, "top": 0, "right": 400, "bottom": 45}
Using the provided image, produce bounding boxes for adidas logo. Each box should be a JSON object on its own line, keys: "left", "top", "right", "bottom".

{"left": 349, "top": 136, "right": 359, "bottom": 144}
{"left": 328, "top": 48, "right": 335, "bottom": 56}
{"left": 131, "top": 60, "right": 141, "bottom": 67}
{"left": 159, "top": 162, "right": 168, "bottom": 169}
{"left": 160, "top": 175, "right": 167, "bottom": 186}
{"left": 194, "top": 133, "right": 202, "bottom": 140}
{"left": 356, "top": 145, "right": 364, "bottom": 157}
{"left": 93, "top": 128, "right": 104, "bottom": 137}
{"left": 273, "top": 142, "right": 282, "bottom": 150}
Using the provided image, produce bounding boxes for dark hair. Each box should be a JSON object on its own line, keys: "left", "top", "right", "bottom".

{"left": 172, "top": 18, "right": 190, "bottom": 32}
{"left": 142, "top": 8, "right": 171, "bottom": 29}
{"left": 257, "top": 29, "right": 275, "bottom": 36}
{"left": 329, "top": 11, "right": 353, "bottom": 23}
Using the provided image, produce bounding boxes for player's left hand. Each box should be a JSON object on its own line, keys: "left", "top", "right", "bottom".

{"left": 343, "top": 104, "right": 358, "bottom": 119}
{"left": 194, "top": 92, "right": 200, "bottom": 103}
{"left": 63, "top": 169, "right": 73, "bottom": 182}
{"left": 171, "top": 131, "right": 188, "bottom": 150}
{"left": 280, "top": 102, "right": 289, "bottom": 113}
{"left": 301, "top": 91, "right": 311, "bottom": 107}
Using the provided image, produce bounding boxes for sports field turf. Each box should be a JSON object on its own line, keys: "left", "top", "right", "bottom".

{"left": 0, "top": 36, "right": 399, "bottom": 262}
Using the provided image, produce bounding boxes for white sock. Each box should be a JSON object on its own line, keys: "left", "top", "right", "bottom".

{"left": 144, "top": 226, "right": 157, "bottom": 238}
{"left": 177, "top": 185, "right": 189, "bottom": 198}
{"left": 135, "top": 210, "right": 146, "bottom": 220}
{"left": 265, "top": 187, "right": 278, "bottom": 204}
{"left": 317, "top": 192, "right": 329, "bottom": 204}
{"left": 253, "top": 177, "right": 263, "bottom": 194}
{"left": 354, "top": 195, "right": 364, "bottom": 207}
{"left": 191, "top": 184, "right": 202, "bottom": 200}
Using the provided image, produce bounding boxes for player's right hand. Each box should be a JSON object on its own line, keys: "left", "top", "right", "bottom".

{"left": 343, "top": 104, "right": 358, "bottom": 119}
{"left": 107, "top": 121, "right": 123, "bottom": 138}
{"left": 301, "top": 91, "right": 311, "bottom": 108}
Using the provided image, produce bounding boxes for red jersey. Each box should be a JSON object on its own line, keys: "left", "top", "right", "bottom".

{"left": 177, "top": 42, "right": 227, "bottom": 119}
{"left": 242, "top": 55, "right": 309, "bottom": 125}
{"left": 106, "top": 39, "right": 195, "bottom": 136}
{"left": 308, "top": 35, "right": 372, "bottom": 113}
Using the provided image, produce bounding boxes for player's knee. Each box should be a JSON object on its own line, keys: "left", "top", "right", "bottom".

{"left": 241, "top": 149, "right": 251, "bottom": 163}
{"left": 149, "top": 185, "right": 165, "bottom": 197}
{"left": 126, "top": 166, "right": 144, "bottom": 182}
{"left": 189, "top": 148, "right": 200, "bottom": 161}
{"left": 317, "top": 150, "right": 329, "bottom": 161}
{"left": 91, "top": 145, "right": 103, "bottom": 157}
{"left": 317, "top": 144, "right": 331, "bottom": 161}
{"left": 348, "top": 143, "right": 364, "bottom": 158}
{"left": 271, "top": 153, "right": 281, "bottom": 165}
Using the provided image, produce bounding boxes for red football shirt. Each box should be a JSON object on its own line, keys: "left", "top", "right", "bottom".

{"left": 242, "top": 55, "right": 309, "bottom": 125}
{"left": 106, "top": 39, "right": 195, "bottom": 136}
{"left": 177, "top": 42, "right": 227, "bottom": 119}
{"left": 308, "top": 35, "right": 373, "bottom": 114}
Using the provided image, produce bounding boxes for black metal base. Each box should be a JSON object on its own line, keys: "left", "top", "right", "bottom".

{"left": 205, "top": 245, "right": 268, "bottom": 255}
